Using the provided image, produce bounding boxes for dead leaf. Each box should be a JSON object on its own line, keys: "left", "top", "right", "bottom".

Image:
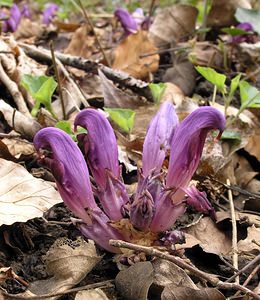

{"left": 99, "top": 69, "right": 146, "bottom": 109}
{"left": 185, "top": 217, "right": 232, "bottom": 255}
{"left": 163, "top": 54, "right": 196, "bottom": 95}
{"left": 237, "top": 225, "right": 260, "bottom": 254}
{"left": 29, "top": 237, "right": 101, "bottom": 299}
{"left": 234, "top": 156, "right": 258, "bottom": 188}
{"left": 112, "top": 30, "right": 159, "bottom": 79}
{"left": 149, "top": 4, "right": 198, "bottom": 48}
{"left": 161, "top": 82, "right": 185, "bottom": 105}
{"left": 115, "top": 261, "right": 154, "bottom": 300}
{"left": 1, "top": 135, "right": 34, "bottom": 159}
{"left": 162, "top": 286, "right": 225, "bottom": 300}
{"left": 0, "top": 158, "right": 61, "bottom": 226}
{"left": 207, "top": 0, "right": 252, "bottom": 27}
{"left": 75, "top": 289, "right": 109, "bottom": 300}
{"left": 14, "top": 18, "right": 43, "bottom": 39}
{"left": 245, "top": 131, "right": 260, "bottom": 161}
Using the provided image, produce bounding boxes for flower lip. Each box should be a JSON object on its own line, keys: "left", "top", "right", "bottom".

{"left": 114, "top": 8, "right": 138, "bottom": 35}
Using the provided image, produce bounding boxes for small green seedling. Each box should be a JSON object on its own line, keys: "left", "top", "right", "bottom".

{"left": 104, "top": 108, "right": 135, "bottom": 134}
{"left": 21, "top": 74, "right": 58, "bottom": 120}
{"left": 55, "top": 120, "right": 87, "bottom": 141}
{"left": 149, "top": 83, "right": 167, "bottom": 103}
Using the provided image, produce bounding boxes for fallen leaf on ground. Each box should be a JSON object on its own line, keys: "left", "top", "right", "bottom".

{"left": 0, "top": 158, "right": 61, "bottom": 226}
{"left": 75, "top": 289, "right": 109, "bottom": 300}
{"left": 149, "top": 4, "right": 198, "bottom": 47}
{"left": 1, "top": 135, "right": 34, "bottom": 159}
{"left": 29, "top": 237, "right": 101, "bottom": 299}
{"left": 112, "top": 30, "right": 159, "bottom": 80}
{"left": 244, "top": 130, "right": 260, "bottom": 161}
{"left": 185, "top": 217, "right": 232, "bottom": 255}
{"left": 237, "top": 225, "right": 260, "bottom": 254}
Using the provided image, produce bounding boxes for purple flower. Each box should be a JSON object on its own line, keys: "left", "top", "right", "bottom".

{"left": 34, "top": 102, "right": 225, "bottom": 252}
{"left": 1, "top": 4, "right": 30, "bottom": 33}
{"left": 43, "top": 3, "right": 59, "bottom": 25}
{"left": 114, "top": 7, "right": 151, "bottom": 36}
{"left": 232, "top": 22, "right": 254, "bottom": 43}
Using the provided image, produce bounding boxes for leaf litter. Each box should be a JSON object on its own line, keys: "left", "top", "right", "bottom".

{"left": 0, "top": 1, "right": 259, "bottom": 299}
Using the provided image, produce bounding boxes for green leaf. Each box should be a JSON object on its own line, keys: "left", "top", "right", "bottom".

{"left": 235, "top": 8, "right": 260, "bottom": 35}
{"left": 239, "top": 81, "right": 260, "bottom": 109}
{"left": 104, "top": 108, "right": 135, "bottom": 134}
{"left": 229, "top": 73, "right": 242, "bottom": 99}
{"left": 0, "top": 0, "right": 13, "bottom": 6}
{"left": 221, "top": 27, "right": 249, "bottom": 36}
{"left": 195, "top": 66, "right": 227, "bottom": 94}
{"left": 21, "top": 74, "right": 57, "bottom": 118}
{"left": 221, "top": 130, "right": 241, "bottom": 141}
{"left": 149, "top": 83, "right": 167, "bottom": 103}
{"left": 55, "top": 121, "right": 87, "bottom": 141}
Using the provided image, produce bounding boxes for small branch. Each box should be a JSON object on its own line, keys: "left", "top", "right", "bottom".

{"left": 227, "top": 178, "right": 239, "bottom": 284}
{"left": 225, "top": 253, "right": 260, "bottom": 283}
{"left": 19, "top": 43, "right": 154, "bottom": 102}
{"left": 1, "top": 280, "right": 114, "bottom": 299}
{"left": 109, "top": 239, "right": 260, "bottom": 300}
{"left": 50, "top": 41, "right": 66, "bottom": 120}
{"left": 78, "top": 0, "right": 110, "bottom": 67}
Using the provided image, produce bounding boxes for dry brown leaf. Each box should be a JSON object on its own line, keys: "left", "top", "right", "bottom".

{"left": 163, "top": 54, "right": 196, "bottom": 95}
{"left": 29, "top": 237, "right": 101, "bottom": 299}
{"left": 112, "top": 30, "right": 159, "bottom": 80}
{"left": 75, "top": 289, "right": 109, "bottom": 300}
{"left": 1, "top": 135, "right": 34, "bottom": 159}
{"left": 161, "top": 82, "right": 185, "bottom": 105}
{"left": 162, "top": 286, "right": 225, "bottom": 300}
{"left": 245, "top": 131, "right": 260, "bottom": 161}
{"left": 14, "top": 18, "right": 43, "bottom": 39}
{"left": 0, "top": 158, "right": 61, "bottom": 226}
{"left": 149, "top": 4, "right": 198, "bottom": 48}
{"left": 207, "top": 0, "right": 252, "bottom": 27}
{"left": 237, "top": 225, "right": 260, "bottom": 254}
{"left": 234, "top": 155, "right": 258, "bottom": 188}
{"left": 185, "top": 217, "right": 232, "bottom": 255}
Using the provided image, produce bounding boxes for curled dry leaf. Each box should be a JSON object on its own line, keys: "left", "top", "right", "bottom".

{"left": 115, "top": 261, "right": 154, "bottom": 300}
{"left": 1, "top": 135, "right": 35, "bottom": 159}
{"left": 149, "top": 4, "right": 198, "bottom": 48}
{"left": 207, "top": 0, "right": 252, "bottom": 27}
{"left": 0, "top": 100, "right": 41, "bottom": 141}
{"left": 185, "top": 217, "right": 232, "bottom": 255}
{"left": 0, "top": 158, "right": 61, "bottom": 226}
{"left": 29, "top": 237, "right": 101, "bottom": 299}
{"left": 237, "top": 225, "right": 260, "bottom": 254}
{"left": 162, "top": 286, "right": 225, "bottom": 300}
{"left": 75, "top": 289, "right": 109, "bottom": 300}
{"left": 112, "top": 30, "right": 159, "bottom": 80}
{"left": 245, "top": 130, "right": 260, "bottom": 161}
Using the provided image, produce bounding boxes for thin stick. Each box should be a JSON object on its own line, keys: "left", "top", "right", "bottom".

{"left": 227, "top": 178, "right": 239, "bottom": 284}
{"left": 212, "top": 85, "right": 217, "bottom": 104}
{"left": 1, "top": 280, "right": 114, "bottom": 299}
{"left": 225, "top": 253, "right": 260, "bottom": 283}
{"left": 78, "top": 0, "right": 110, "bottom": 67}
{"left": 109, "top": 239, "right": 260, "bottom": 300}
{"left": 50, "top": 41, "right": 66, "bottom": 120}
{"left": 148, "top": 0, "right": 156, "bottom": 18}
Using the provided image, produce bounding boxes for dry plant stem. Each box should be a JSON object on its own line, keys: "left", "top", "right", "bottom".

{"left": 109, "top": 239, "right": 260, "bottom": 300}
{"left": 227, "top": 178, "right": 239, "bottom": 284}
{"left": 78, "top": 0, "right": 110, "bottom": 67}
{"left": 234, "top": 265, "right": 260, "bottom": 297}
{"left": 1, "top": 280, "right": 114, "bottom": 299}
{"left": 19, "top": 43, "right": 153, "bottom": 102}
{"left": 225, "top": 253, "right": 260, "bottom": 283}
{"left": 50, "top": 42, "right": 66, "bottom": 120}
{"left": 0, "top": 60, "right": 30, "bottom": 117}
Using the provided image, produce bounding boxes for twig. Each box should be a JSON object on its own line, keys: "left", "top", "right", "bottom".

{"left": 78, "top": 0, "right": 110, "bottom": 67}
{"left": 227, "top": 178, "right": 239, "bottom": 284}
{"left": 1, "top": 280, "right": 114, "bottom": 299}
{"left": 148, "top": 0, "right": 156, "bottom": 18}
{"left": 109, "top": 239, "right": 260, "bottom": 300}
{"left": 0, "top": 59, "right": 30, "bottom": 117}
{"left": 49, "top": 41, "right": 66, "bottom": 120}
{"left": 19, "top": 43, "right": 153, "bottom": 102}
{"left": 234, "top": 265, "right": 260, "bottom": 297}
{"left": 225, "top": 253, "right": 260, "bottom": 283}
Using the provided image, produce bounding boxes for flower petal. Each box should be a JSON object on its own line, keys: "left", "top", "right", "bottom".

{"left": 114, "top": 8, "right": 138, "bottom": 35}
{"left": 73, "top": 209, "right": 124, "bottom": 253}
{"left": 185, "top": 186, "right": 216, "bottom": 220}
{"left": 74, "top": 109, "right": 120, "bottom": 189}
{"left": 142, "top": 101, "right": 178, "bottom": 177}
{"left": 33, "top": 127, "right": 97, "bottom": 220}
{"left": 166, "top": 107, "right": 225, "bottom": 190}
{"left": 43, "top": 3, "right": 59, "bottom": 25}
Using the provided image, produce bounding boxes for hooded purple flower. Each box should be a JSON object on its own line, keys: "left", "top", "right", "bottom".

{"left": 34, "top": 102, "right": 225, "bottom": 252}
{"left": 43, "top": 3, "right": 59, "bottom": 25}
{"left": 231, "top": 22, "right": 254, "bottom": 43}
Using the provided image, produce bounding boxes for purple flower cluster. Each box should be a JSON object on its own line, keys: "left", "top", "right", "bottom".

{"left": 232, "top": 22, "right": 254, "bottom": 43}
{"left": 0, "top": 4, "right": 29, "bottom": 32}
{"left": 34, "top": 102, "right": 225, "bottom": 253}
{"left": 42, "top": 3, "right": 59, "bottom": 25}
